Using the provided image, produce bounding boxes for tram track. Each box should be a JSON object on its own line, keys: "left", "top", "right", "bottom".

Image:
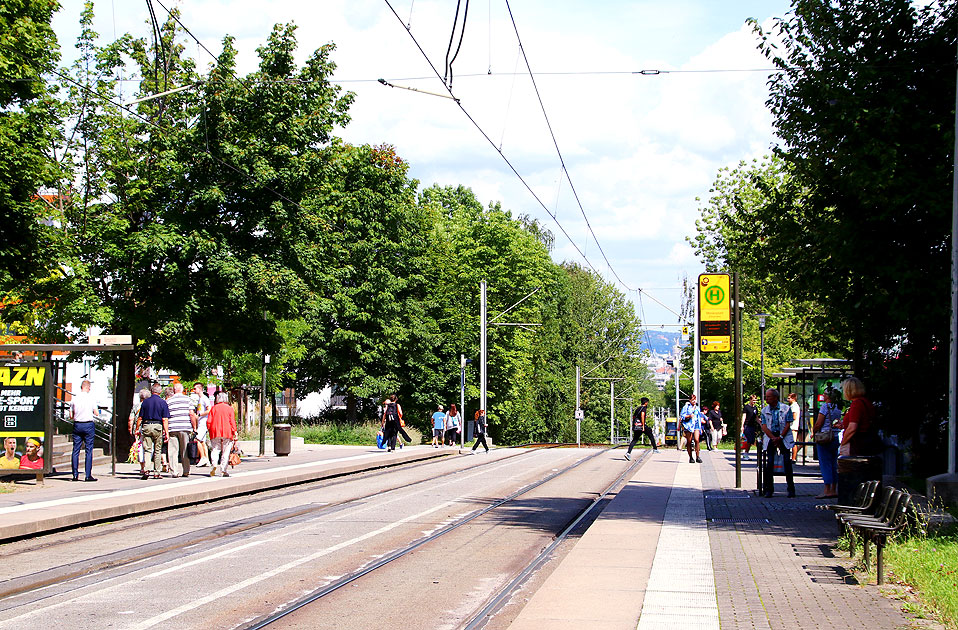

{"left": 0, "top": 445, "right": 564, "bottom": 603}
{"left": 237, "top": 445, "right": 643, "bottom": 630}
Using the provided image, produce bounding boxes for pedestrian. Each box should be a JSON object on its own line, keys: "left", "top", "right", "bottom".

{"left": 381, "top": 394, "right": 403, "bottom": 452}
{"left": 138, "top": 383, "right": 170, "bottom": 479}
{"left": 128, "top": 388, "right": 151, "bottom": 476}
{"left": 207, "top": 391, "right": 237, "bottom": 477}
{"left": 166, "top": 382, "right": 196, "bottom": 478}
{"left": 760, "top": 388, "right": 796, "bottom": 498}
{"left": 839, "top": 377, "right": 878, "bottom": 456}
{"left": 700, "top": 404, "right": 713, "bottom": 451}
{"left": 814, "top": 389, "right": 842, "bottom": 498}
{"left": 625, "top": 397, "right": 657, "bottom": 460}
{"left": 192, "top": 382, "right": 213, "bottom": 467}
{"left": 431, "top": 405, "right": 445, "bottom": 448}
{"left": 707, "top": 401, "right": 724, "bottom": 451}
{"left": 471, "top": 409, "right": 490, "bottom": 453}
{"left": 787, "top": 392, "right": 803, "bottom": 462}
{"left": 681, "top": 394, "right": 702, "bottom": 463}
{"left": 742, "top": 394, "right": 760, "bottom": 460}
{"left": 70, "top": 379, "right": 98, "bottom": 482}
{"left": 444, "top": 403, "right": 462, "bottom": 447}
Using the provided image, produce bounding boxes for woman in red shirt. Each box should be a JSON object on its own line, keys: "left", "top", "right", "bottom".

{"left": 206, "top": 392, "right": 238, "bottom": 477}
{"left": 839, "top": 377, "right": 876, "bottom": 456}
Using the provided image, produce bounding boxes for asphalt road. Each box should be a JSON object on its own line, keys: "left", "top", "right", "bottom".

{"left": 0, "top": 447, "right": 640, "bottom": 630}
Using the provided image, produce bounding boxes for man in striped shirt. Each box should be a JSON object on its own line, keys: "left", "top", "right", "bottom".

{"left": 167, "top": 382, "right": 197, "bottom": 478}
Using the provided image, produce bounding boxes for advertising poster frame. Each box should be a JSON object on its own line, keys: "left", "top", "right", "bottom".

{"left": 0, "top": 362, "right": 54, "bottom": 477}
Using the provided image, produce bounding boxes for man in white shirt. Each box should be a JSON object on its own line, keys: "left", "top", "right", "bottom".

{"left": 192, "top": 382, "right": 212, "bottom": 467}
{"left": 787, "top": 392, "right": 802, "bottom": 462}
{"left": 70, "top": 380, "right": 98, "bottom": 482}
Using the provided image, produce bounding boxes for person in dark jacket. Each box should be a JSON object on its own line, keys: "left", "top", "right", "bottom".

{"left": 381, "top": 394, "right": 403, "bottom": 452}
{"left": 471, "top": 409, "right": 489, "bottom": 453}
{"left": 625, "top": 397, "right": 657, "bottom": 460}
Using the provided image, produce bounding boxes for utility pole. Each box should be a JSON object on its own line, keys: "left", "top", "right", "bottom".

{"left": 480, "top": 280, "right": 487, "bottom": 441}
{"left": 733, "top": 273, "right": 743, "bottom": 488}
{"left": 610, "top": 380, "right": 615, "bottom": 445}
{"left": 694, "top": 277, "right": 701, "bottom": 407}
{"left": 259, "top": 354, "right": 269, "bottom": 457}
{"left": 576, "top": 365, "right": 581, "bottom": 447}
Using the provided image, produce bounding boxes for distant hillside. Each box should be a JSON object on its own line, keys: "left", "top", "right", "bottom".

{"left": 641, "top": 330, "right": 681, "bottom": 355}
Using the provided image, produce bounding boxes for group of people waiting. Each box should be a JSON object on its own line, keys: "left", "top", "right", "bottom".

{"left": 129, "top": 381, "right": 238, "bottom": 479}
{"left": 741, "top": 377, "right": 875, "bottom": 499}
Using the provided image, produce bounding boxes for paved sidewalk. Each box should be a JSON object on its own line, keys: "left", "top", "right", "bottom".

{"left": 510, "top": 447, "right": 916, "bottom": 630}
{"left": 0, "top": 444, "right": 452, "bottom": 540}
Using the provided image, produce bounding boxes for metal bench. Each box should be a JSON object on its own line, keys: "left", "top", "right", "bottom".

{"left": 850, "top": 491, "right": 914, "bottom": 585}
{"left": 839, "top": 486, "right": 899, "bottom": 557}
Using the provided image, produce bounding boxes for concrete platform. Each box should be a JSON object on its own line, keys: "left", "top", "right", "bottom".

{"left": 0, "top": 444, "right": 452, "bottom": 540}
{"left": 510, "top": 447, "right": 917, "bottom": 630}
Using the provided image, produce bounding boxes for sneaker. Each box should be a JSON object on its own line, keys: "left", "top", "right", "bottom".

{"left": 742, "top": 454, "right": 750, "bottom": 461}
{"left": 696, "top": 456, "right": 703, "bottom": 463}
{"left": 624, "top": 452, "right": 631, "bottom": 461}
{"left": 210, "top": 467, "right": 217, "bottom": 477}
{"left": 222, "top": 471, "right": 230, "bottom": 478}
{"left": 653, "top": 448, "right": 659, "bottom": 453}
{"left": 689, "top": 456, "right": 695, "bottom": 463}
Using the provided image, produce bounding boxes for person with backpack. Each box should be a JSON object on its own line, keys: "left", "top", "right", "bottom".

{"left": 625, "top": 397, "right": 657, "bottom": 460}
{"left": 381, "top": 394, "right": 403, "bottom": 452}
{"left": 471, "top": 409, "right": 489, "bottom": 453}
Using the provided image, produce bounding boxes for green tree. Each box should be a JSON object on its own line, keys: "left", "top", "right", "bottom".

{"left": 0, "top": 0, "right": 68, "bottom": 318}
{"left": 693, "top": 1, "right": 957, "bottom": 473}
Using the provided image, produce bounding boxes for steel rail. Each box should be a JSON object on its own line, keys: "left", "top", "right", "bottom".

{"left": 240, "top": 445, "right": 620, "bottom": 630}
{"left": 462, "top": 448, "right": 650, "bottom": 629}
{"left": 0, "top": 446, "right": 562, "bottom": 601}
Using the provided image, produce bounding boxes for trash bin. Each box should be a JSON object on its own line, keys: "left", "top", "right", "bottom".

{"left": 273, "top": 424, "right": 291, "bottom": 456}
{"left": 837, "top": 455, "right": 882, "bottom": 504}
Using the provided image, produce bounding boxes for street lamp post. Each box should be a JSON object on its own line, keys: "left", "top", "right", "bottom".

{"left": 756, "top": 313, "right": 770, "bottom": 397}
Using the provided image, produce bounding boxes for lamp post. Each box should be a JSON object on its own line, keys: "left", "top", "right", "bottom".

{"left": 756, "top": 313, "right": 770, "bottom": 397}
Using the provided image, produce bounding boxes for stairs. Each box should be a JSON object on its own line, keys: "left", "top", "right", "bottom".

{"left": 49, "top": 433, "right": 112, "bottom": 469}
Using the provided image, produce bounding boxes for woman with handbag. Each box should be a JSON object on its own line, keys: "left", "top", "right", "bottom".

{"left": 839, "top": 377, "right": 877, "bottom": 457}
{"left": 813, "top": 390, "right": 842, "bottom": 498}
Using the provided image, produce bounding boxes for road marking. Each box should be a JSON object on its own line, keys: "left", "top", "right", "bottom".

{"left": 0, "top": 448, "right": 581, "bottom": 626}
{"left": 129, "top": 499, "right": 462, "bottom": 629}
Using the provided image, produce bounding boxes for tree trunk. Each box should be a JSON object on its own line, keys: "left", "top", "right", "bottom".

{"left": 115, "top": 349, "right": 136, "bottom": 455}
{"left": 346, "top": 391, "right": 357, "bottom": 423}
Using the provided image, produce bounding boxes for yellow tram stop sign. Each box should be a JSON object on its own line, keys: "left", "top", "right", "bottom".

{"left": 698, "top": 273, "right": 731, "bottom": 353}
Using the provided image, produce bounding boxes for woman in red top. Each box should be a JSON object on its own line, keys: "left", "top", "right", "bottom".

{"left": 839, "top": 377, "right": 876, "bottom": 456}
{"left": 206, "top": 392, "right": 238, "bottom": 477}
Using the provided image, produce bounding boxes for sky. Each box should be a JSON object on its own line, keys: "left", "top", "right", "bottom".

{"left": 51, "top": 0, "right": 795, "bottom": 332}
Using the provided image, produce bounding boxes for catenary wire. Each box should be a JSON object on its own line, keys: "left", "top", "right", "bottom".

{"left": 128, "top": 1, "right": 682, "bottom": 319}
{"left": 504, "top": 0, "right": 632, "bottom": 292}
{"left": 381, "top": 0, "right": 681, "bottom": 320}
{"left": 381, "top": 0, "right": 605, "bottom": 280}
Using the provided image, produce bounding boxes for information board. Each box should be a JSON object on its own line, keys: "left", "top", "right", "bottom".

{"left": 698, "top": 273, "right": 731, "bottom": 353}
{"left": 0, "top": 363, "right": 53, "bottom": 474}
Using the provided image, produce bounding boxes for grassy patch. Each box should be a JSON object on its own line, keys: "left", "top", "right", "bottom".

{"left": 292, "top": 422, "right": 423, "bottom": 446}
{"left": 885, "top": 525, "right": 958, "bottom": 629}
{"left": 0, "top": 482, "right": 15, "bottom": 494}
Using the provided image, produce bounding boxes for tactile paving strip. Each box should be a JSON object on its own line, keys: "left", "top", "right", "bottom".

{"left": 637, "top": 462, "right": 719, "bottom": 630}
